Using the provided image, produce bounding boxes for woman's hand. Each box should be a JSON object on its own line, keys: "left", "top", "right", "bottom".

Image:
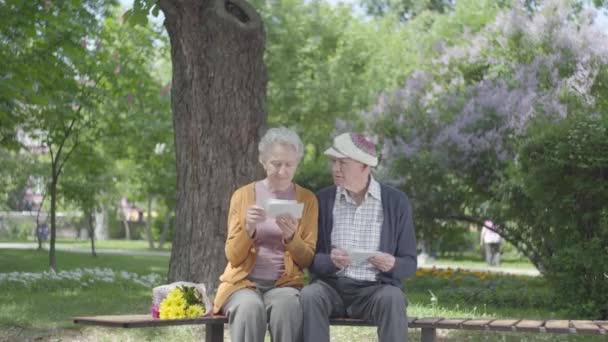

{"left": 276, "top": 214, "right": 298, "bottom": 242}
{"left": 245, "top": 205, "right": 266, "bottom": 237}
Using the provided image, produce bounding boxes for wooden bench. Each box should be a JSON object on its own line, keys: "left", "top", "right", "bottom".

{"left": 73, "top": 314, "right": 607, "bottom": 341}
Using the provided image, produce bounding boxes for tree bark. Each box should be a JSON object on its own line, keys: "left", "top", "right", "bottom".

{"left": 87, "top": 210, "right": 97, "bottom": 257}
{"left": 159, "top": 210, "right": 171, "bottom": 250}
{"left": 49, "top": 166, "right": 57, "bottom": 272}
{"left": 35, "top": 191, "right": 47, "bottom": 250}
{"left": 94, "top": 207, "right": 109, "bottom": 240}
{"left": 145, "top": 194, "right": 155, "bottom": 249}
{"left": 122, "top": 214, "right": 131, "bottom": 240}
{"left": 160, "top": 0, "right": 267, "bottom": 291}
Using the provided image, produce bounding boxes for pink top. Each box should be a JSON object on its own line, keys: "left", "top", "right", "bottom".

{"left": 249, "top": 181, "right": 296, "bottom": 281}
{"left": 481, "top": 220, "right": 501, "bottom": 243}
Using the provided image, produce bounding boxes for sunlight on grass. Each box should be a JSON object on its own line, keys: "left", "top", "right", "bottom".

{"left": 1, "top": 249, "right": 604, "bottom": 341}
{"left": 55, "top": 239, "right": 173, "bottom": 251}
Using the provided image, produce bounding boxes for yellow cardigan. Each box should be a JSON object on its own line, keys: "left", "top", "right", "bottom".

{"left": 213, "top": 182, "right": 319, "bottom": 314}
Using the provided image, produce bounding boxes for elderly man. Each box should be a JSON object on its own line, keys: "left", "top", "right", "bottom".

{"left": 300, "top": 132, "right": 417, "bottom": 342}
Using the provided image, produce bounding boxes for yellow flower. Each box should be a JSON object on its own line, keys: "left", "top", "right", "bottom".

{"left": 160, "top": 290, "right": 187, "bottom": 319}
{"left": 173, "top": 307, "right": 186, "bottom": 319}
{"left": 186, "top": 304, "right": 205, "bottom": 318}
{"left": 158, "top": 286, "right": 206, "bottom": 320}
{"left": 166, "top": 289, "right": 183, "bottom": 301}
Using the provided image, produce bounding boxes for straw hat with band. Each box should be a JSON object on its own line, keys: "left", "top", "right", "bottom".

{"left": 323, "top": 133, "right": 378, "bottom": 167}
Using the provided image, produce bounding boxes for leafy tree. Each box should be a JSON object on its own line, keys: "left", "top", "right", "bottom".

{"left": 61, "top": 144, "right": 114, "bottom": 256}
{"left": 506, "top": 113, "right": 608, "bottom": 318}
{"left": 2, "top": 0, "right": 117, "bottom": 270}
{"left": 2, "top": 0, "right": 169, "bottom": 270}
{"left": 254, "top": 0, "right": 428, "bottom": 190}
{"left": 361, "top": 0, "right": 608, "bottom": 317}
{"left": 99, "top": 11, "right": 173, "bottom": 248}
{"left": 128, "top": 0, "right": 267, "bottom": 289}
{"left": 360, "top": 0, "right": 454, "bottom": 21}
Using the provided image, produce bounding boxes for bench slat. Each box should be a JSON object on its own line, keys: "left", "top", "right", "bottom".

{"left": 435, "top": 319, "right": 467, "bottom": 329}
{"left": 544, "top": 320, "right": 572, "bottom": 334}
{"left": 571, "top": 320, "right": 603, "bottom": 334}
{"left": 515, "top": 320, "right": 544, "bottom": 332}
{"left": 73, "top": 314, "right": 607, "bottom": 336}
{"left": 488, "top": 319, "right": 520, "bottom": 331}
{"left": 411, "top": 318, "right": 444, "bottom": 328}
{"left": 328, "top": 318, "right": 374, "bottom": 327}
{"left": 462, "top": 319, "right": 494, "bottom": 330}
{"left": 73, "top": 315, "right": 227, "bottom": 328}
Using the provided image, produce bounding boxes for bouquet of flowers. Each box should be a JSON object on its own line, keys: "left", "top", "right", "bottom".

{"left": 159, "top": 286, "right": 205, "bottom": 319}
{"left": 152, "top": 281, "right": 212, "bottom": 319}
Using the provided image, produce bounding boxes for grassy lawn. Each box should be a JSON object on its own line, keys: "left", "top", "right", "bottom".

{"left": 419, "top": 248, "right": 536, "bottom": 269}
{"left": 0, "top": 249, "right": 603, "bottom": 341}
{"left": 0, "top": 248, "right": 169, "bottom": 274}
{"left": 426, "top": 253, "right": 536, "bottom": 270}
{"left": 39, "top": 238, "right": 172, "bottom": 251}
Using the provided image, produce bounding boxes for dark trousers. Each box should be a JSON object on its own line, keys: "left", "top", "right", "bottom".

{"left": 301, "top": 277, "right": 408, "bottom": 342}
{"left": 485, "top": 242, "right": 501, "bottom": 266}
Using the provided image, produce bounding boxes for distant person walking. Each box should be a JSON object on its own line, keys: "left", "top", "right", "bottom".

{"left": 480, "top": 220, "right": 501, "bottom": 266}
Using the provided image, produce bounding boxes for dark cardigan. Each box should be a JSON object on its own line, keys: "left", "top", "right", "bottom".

{"left": 309, "top": 183, "right": 418, "bottom": 288}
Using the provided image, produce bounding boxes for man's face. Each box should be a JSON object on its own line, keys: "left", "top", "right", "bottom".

{"left": 329, "top": 157, "right": 368, "bottom": 190}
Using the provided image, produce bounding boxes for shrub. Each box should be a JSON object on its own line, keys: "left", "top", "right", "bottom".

{"left": 506, "top": 113, "right": 608, "bottom": 318}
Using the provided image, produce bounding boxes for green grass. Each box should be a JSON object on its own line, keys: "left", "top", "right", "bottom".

{"left": 428, "top": 255, "right": 535, "bottom": 270}
{"left": 424, "top": 250, "right": 536, "bottom": 270}
{"left": 0, "top": 238, "right": 172, "bottom": 251}
{"left": 0, "top": 249, "right": 604, "bottom": 341}
{"left": 0, "top": 248, "right": 169, "bottom": 274}
{"left": 54, "top": 238, "right": 172, "bottom": 251}
{"left": 19, "top": 238, "right": 173, "bottom": 251}
{"left": 0, "top": 249, "right": 171, "bottom": 339}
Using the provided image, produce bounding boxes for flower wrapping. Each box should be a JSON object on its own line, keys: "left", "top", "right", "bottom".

{"left": 151, "top": 281, "right": 212, "bottom": 319}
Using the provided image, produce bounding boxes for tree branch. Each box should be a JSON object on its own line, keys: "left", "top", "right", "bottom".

{"left": 432, "top": 212, "right": 545, "bottom": 273}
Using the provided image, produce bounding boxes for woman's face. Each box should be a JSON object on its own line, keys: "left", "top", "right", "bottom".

{"left": 260, "top": 143, "right": 299, "bottom": 188}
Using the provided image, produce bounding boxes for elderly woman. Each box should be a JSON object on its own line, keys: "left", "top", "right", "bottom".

{"left": 213, "top": 127, "right": 318, "bottom": 342}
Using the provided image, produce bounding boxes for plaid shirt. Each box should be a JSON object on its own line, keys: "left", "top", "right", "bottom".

{"left": 331, "top": 176, "right": 383, "bottom": 281}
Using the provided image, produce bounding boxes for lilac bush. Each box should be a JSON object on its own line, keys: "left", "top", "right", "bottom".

{"left": 360, "top": 0, "right": 608, "bottom": 317}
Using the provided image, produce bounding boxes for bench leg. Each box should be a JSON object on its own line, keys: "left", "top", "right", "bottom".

{"left": 421, "top": 327, "right": 436, "bottom": 342}
{"left": 205, "top": 323, "right": 224, "bottom": 342}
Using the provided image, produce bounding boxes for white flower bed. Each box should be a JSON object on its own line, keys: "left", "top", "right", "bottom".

{"left": 0, "top": 268, "right": 163, "bottom": 288}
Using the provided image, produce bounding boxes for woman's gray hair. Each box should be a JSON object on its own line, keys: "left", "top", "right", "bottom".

{"left": 259, "top": 127, "right": 304, "bottom": 161}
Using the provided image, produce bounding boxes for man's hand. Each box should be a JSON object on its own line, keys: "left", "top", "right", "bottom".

{"left": 276, "top": 214, "right": 298, "bottom": 242}
{"left": 331, "top": 248, "right": 352, "bottom": 269}
{"left": 245, "top": 205, "right": 266, "bottom": 237}
{"left": 369, "top": 252, "right": 395, "bottom": 273}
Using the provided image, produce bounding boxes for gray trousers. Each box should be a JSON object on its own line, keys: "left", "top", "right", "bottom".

{"left": 301, "top": 277, "right": 408, "bottom": 342}
{"left": 222, "top": 280, "right": 302, "bottom": 342}
{"left": 484, "top": 242, "right": 501, "bottom": 266}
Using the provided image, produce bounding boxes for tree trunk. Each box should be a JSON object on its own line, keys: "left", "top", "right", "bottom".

{"left": 49, "top": 166, "right": 58, "bottom": 272}
{"left": 87, "top": 210, "right": 97, "bottom": 257}
{"left": 159, "top": 210, "right": 171, "bottom": 250}
{"left": 35, "top": 192, "right": 47, "bottom": 250}
{"left": 146, "top": 194, "right": 155, "bottom": 249}
{"left": 94, "top": 207, "right": 109, "bottom": 240}
{"left": 122, "top": 215, "right": 131, "bottom": 240}
{"left": 160, "top": 0, "right": 267, "bottom": 291}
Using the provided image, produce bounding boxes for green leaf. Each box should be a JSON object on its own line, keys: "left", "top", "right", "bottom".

{"left": 151, "top": 4, "right": 160, "bottom": 17}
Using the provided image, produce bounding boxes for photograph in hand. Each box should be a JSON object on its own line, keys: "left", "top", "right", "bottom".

{"left": 264, "top": 198, "right": 304, "bottom": 219}
{"left": 347, "top": 248, "right": 379, "bottom": 265}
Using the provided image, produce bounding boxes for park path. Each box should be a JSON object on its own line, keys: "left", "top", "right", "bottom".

{"left": 0, "top": 242, "right": 170, "bottom": 257}
{"left": 0, "top": 242, "right": 540, "bottom": 276}
{"left": 417, "top": 263, "right": 540, "bottom": 276}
